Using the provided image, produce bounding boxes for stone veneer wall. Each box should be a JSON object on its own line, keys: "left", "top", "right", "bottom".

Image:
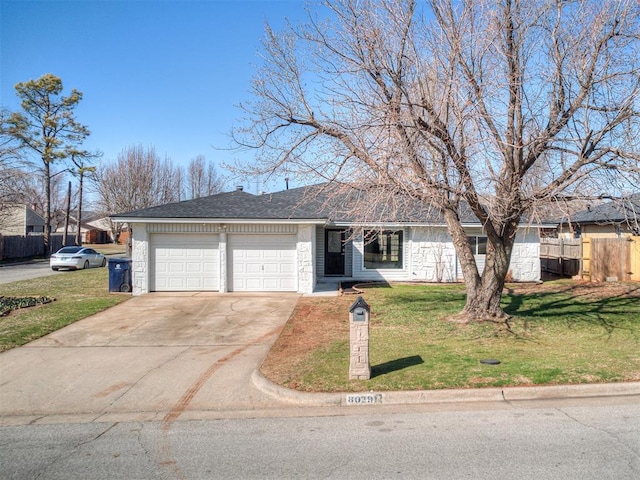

{"left": 130, "top": 224, "right": 149, "bottom": 295}
{"left": 297, "top": 225, "right": 315, "bottom": 294}
{"left": 509, "top": 230, "right": 541, "bottom": 282}
{"left": 410, "top": 227, "right": 458, "bottom": 282}
{"left": 409, "top": 227, "right": 540, "bottom": 283}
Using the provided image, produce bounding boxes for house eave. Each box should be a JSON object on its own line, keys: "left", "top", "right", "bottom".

{"left": 111, "top": 217, "right": 327, "bottom": 225}
{"left": 329, "top": 221, "right": 552, "bottom": 229}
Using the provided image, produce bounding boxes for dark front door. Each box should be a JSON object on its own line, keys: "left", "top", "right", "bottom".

{"left": 324, "top": 229, "right": 345, "bottom": 275}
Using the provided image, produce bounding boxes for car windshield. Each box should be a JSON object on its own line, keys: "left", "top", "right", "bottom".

{"left": 57, "top": 247, "right": 83, "bottom": 254}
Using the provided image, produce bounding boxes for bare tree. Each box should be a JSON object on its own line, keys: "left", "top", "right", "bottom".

{"left": 186, "top": 154, "right": 224, "bottom": 199}
{"left": 233, "top": 0, "right": 640, "bottom": 322}
{"left": 0, "top": 108, "right": 26, "bottom": 229}
{"left": 94, "top": 145, "right": 182, "bottom": 240}
{"left": 68, "top": 149, "right": 101, "bottom": 245}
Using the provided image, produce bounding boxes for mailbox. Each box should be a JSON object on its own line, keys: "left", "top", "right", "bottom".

{"left": 349, "top": 296, "right": 371, "bottom": 380}
{"left": 353, "top": 307, "right": 367, "bottom": 321}
{"left": 349, "top": 296, "right": 370, "bottom": 321}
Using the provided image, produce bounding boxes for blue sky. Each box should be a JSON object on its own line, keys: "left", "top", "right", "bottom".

{"left": 1, "top": 0, "right": 312, "bottom": 193}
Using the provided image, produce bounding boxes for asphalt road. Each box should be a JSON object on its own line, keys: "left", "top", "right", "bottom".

{"left": 0, "top": 261, "right": 62, "bottom": 285}
{"left": 1, "top": 397, "right": 638, "bottom": 480}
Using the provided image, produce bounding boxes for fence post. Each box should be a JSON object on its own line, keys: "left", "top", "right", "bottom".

{"left": 582, "top": 237, "right": 591, "bottom": 281}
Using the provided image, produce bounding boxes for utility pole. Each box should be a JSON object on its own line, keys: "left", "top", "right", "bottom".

{"left": 63, "top": 181, "right": 72, "bottom": 246}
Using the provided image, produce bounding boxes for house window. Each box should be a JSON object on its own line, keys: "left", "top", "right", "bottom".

{"left": 364, "top": 230, "right": 403, "bottom": 269}
{"left": 573, "top": 225, "right": 582, "bottom": 238}
{"left": 470, "top": 236, "right": 487, "bottom": 255}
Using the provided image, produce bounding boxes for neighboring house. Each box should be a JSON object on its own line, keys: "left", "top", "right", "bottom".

{"left": 53, "top": 212, "right": 110, "bottom": 244}
{"left": 112, "top": 184, "right": 543, "bottom": 296}
{"left": 0, "top": 204, "right": 45, "bottom": 236}
{"left": 557, "top": 194, "right": 640, "bottom": 239}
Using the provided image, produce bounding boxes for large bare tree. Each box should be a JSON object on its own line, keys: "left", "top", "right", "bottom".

{"left": 94, "top": 145, "right": 183, "bottom": 240}
{"left": 234, "top": 0, "right": 640, "bottom": 322}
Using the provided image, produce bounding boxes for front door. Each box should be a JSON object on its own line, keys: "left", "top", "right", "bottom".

{"left": 324, "top": 229, "right": 345, "bottom": 275}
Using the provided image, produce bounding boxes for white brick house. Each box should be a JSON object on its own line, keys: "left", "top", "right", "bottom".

{"left": 112, "top": 185, "right": 542, "bottom": 295}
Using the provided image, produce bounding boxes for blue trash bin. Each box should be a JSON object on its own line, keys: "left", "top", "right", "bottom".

{"left": 108, "top": 258, "right": 132, "bottom": 293}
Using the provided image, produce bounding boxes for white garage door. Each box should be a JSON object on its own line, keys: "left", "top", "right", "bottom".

{"left": 152, "top": 233, "right": 219, "bottom": 291}
{"left": 228, "top": 234, "right": 297, "bottom": 292}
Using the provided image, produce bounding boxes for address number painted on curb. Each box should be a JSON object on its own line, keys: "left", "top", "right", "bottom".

{"left": 346, "top": 393, "right": 383, "bottom": 405}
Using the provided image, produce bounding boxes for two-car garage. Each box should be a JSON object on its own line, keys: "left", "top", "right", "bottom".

{"left": 150, "top": 232, "right": 298, "bottom": 292}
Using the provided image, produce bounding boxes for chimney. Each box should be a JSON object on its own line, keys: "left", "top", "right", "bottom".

{"left": 236, "top": 185, "right": 243, "bottom": 191}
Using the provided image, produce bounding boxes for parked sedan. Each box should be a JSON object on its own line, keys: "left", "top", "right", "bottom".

{"left": 50, "top": 247, "right": 107, "bottom": 271}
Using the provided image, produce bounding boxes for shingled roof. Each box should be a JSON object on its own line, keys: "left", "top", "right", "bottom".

{"left": 560, "top": 194, "right": 640, "bottom": 225}
{"left": 112, "top": 183, "right": 482, "bottom": 225}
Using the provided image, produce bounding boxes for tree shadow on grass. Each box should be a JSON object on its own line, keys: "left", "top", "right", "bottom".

{"left": 371, "top": 355, "right": 424, "bottom": 378}
{"left": 502, "top": 285, "right": 640, "bottom": 337}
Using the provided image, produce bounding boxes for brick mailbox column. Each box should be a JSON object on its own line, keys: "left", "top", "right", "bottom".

{"left": 349, "top": 296, "right": 371, "bottom": 380}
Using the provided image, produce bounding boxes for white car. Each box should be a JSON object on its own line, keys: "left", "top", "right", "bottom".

{"left": 50, "top": 246, "right": 107, "bottom": 271}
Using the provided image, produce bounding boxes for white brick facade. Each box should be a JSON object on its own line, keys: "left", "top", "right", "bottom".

{"left": 127, "top": 222, "right": 540, "bottom": 295}
{"left": 296, "top": 225, "right": 315, "bottom": 294}
{"left": 409, "top": 228, "right": 458, "bottom": 282}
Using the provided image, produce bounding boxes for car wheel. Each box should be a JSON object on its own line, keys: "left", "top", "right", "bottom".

{"left": 83, "top": 260, "right": 90, "bottom": 269}
{"left": 101, "top": 258, "right": 106, "bottom": 267}
{"left": 52, "top": 267, "right": 59, "bottom": 271}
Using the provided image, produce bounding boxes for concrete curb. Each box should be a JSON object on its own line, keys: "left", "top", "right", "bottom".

{"left": 252, "top": 370, "right": 640, "bottom": 407}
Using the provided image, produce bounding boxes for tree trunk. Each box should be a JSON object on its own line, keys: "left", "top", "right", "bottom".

{"left": 75, "top": 171, "right": 84, "bottom": 246}
{"left": 444, "top": 208, "right": 516, "bottom": 323}
{"left": 43, "top": 161, "right": 51, "bottom": 257}
{"left": 460, "top": 263, "right": 510, "bottom": 321}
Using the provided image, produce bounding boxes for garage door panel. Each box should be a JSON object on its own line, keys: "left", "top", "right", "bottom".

{"left": 185, "top": 262, "right": 204, "bottom": 273}
{"left": 263, "top": 264, "right": 280, "bottom": 274}
{"left": 280, "top": 263, "right": 296, "bottom": 274}
{"left": 202, "top": 262, "right": 218, "bottom": 273}
{"left": 245, "top": 263, "right": 262, "bottom": 274}
{"left": 152, "top": 234, "right": 219, "bottom": 291}
{"left": 229, "top": 234, "right": 297, "bottom": 292}
{"left": 279, "top": 279, "right": 297, "bottom": 290}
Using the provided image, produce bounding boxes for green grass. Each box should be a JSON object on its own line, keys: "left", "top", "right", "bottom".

{"left": 0, "top": 267, "right": 130, "bottom": 351}
{"left": 268, "top": 282, "right": 640, "bottom": 392}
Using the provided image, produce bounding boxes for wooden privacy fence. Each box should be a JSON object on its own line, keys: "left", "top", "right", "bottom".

{"left": 540, "top": 238, "right": 582, "bottom": 277}
{"left": 0, "top": 234, "right": 64, "bottom": 261}
{"left": 582, "top": 236, "right": 640, "bottom": 282}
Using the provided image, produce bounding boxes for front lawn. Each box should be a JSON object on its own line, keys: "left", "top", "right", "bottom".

{"left": 261, "top": 281, "right": 640, "bottom": 392}
{"left": 0, "top": 267, "right": 129, "bottom": 352}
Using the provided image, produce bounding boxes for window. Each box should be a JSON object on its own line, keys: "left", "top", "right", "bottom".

{"left": 470, "top": 236, "right": 487, "bottom": 255}
{"left": 364, "top": 230, "right": 403, "bottom": 269}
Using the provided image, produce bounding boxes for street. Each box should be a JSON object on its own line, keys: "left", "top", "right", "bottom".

{"left": 1, "top": 397, "right": 639, "bottom": 480}
{"left": 0, "top": 261, "right": 63, "bottom": 285}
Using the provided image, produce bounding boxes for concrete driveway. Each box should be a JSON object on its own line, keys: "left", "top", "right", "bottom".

{"left": 0, "top": 293, "right": 299, "bottom": 426}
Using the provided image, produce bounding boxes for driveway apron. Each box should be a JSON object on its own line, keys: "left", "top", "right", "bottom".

{"left": 0, "top": 293, "right": 299, "bottom": 425}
